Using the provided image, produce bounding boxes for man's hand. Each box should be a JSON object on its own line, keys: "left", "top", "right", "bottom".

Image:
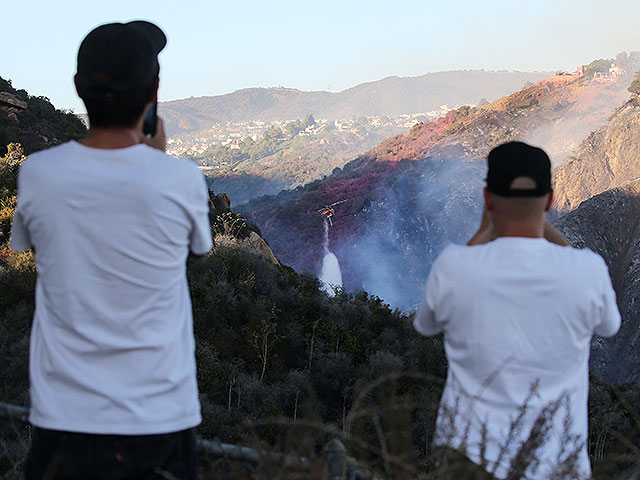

{"left": 140, "top": 117, "right": 167, "bottom": 152}
{"left": 467, "top": 206, "right": 495, "bottom": 246}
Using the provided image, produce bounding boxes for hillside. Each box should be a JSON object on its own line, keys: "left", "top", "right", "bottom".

{"left": 555, "top": 179, "right": 640, "bottom": 384}
{"left": 202, "top": 117, "right": 404, "bottom": 204}
{"left": 160, "top": 70, "right": 552, "bottom": 136}
{"left": 0, "top": 77, "right": 86, "bottom": 156}
{"left": 371, "top": 73, "right": 635, "bottom": 167}
{"left": 553, "top": 92, "right": 640, "bottom": 212}
{"left": 240, "top": 70, "right": 635, "bottom": 309}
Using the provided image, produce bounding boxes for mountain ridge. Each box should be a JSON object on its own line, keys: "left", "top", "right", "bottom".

{"left": 160, "top": 70, "right": 553, "bottom": 136}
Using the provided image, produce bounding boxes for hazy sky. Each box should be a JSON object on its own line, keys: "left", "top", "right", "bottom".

{"left": 2, "top": 0, "right": 638, "bottom": 113}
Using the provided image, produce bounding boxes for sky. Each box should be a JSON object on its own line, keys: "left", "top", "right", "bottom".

{"left": 2, "top": 0, "right": 638, "bottom": 113}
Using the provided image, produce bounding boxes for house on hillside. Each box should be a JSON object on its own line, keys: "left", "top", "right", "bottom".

{"left": 593, "top": 70, "right": 616, "bottom": 83}
{"left": 576, "top": 65, "right": 586, "bottom": 76}
{"left": 609, "top": 63, "right": 624, "bottom": 76}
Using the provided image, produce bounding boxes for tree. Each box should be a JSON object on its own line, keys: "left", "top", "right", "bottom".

{"left": 584, "top": 58, "right": 613, "bottom": 78}
{"left": 305, "top": 320, "right": 319, "bottom": 371}
{"left": 249, "top": 306, "right": 282, "bottom": 382}
{"left": 615, "top": 51, "right": 628, "bottom": 69}
{"left": 303, "top": 113, "right": 316, "bottom": 127}
{"left": 0, "top": 143, "right": 26, "bottom": 193}
{"left": 226, "top": 358, "right": 245, "bottom": 411}
{"left": 628, "top": 71, "right": 640, "bottom": 95}
{"left": 0, "top": 143, "right": 26, "bottom": 243}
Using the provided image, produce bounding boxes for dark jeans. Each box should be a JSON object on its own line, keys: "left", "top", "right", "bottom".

{"left": 25, "top": 426, "right": 199, "bottom": 480}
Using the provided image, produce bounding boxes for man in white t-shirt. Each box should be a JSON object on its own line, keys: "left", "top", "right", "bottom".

{"left": 414, "top": 141, "right": 620, "bottom": 479}
{"left": 11, "top": 21, "right": 212, "bottom": 479}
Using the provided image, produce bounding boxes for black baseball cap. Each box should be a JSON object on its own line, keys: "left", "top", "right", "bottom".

{"left": 486, "top": 141, "right": 552, "bottom": 197}
{"left": 76, "top": 20, "right": 166, "bottom": 93}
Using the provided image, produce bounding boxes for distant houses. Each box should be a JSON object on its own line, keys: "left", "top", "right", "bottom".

{"left": 574, "top": 62, "right": 624, "bottom": 80}
{"left": 168, "top": 109, "right": 455, "bottom": 158}
{"left": 609, "top": 63, "right": 624, "bottom": 76}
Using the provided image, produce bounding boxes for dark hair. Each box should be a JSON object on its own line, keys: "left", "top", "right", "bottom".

{"left": 78, "top": 76, "right": 157, "bottom": 129}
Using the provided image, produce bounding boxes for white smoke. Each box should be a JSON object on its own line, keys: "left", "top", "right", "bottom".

{"left": 332, "top": 155, "right": 484, "bottom": 309}
{"left": 319, "top": 219, "right": 343, "bottom": 295}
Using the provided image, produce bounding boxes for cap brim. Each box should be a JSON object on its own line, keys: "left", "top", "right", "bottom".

{"left": 126, "top": 20, "right": 166, "bottom": 53}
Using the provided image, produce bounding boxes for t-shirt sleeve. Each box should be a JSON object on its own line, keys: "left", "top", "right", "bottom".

{"left": 593, "top": 260, "right": 621, "bottom": 338}
{"left": 188, "top": 171, "right": 213, "bottom": 255}
{"left": 10, "top": 164, "right": 32, "bottom": 252}
{"left": 10, "top": 208, "right": 31, "bottom": 252}
{"left": 414, "top": 253, "right": 449, "bottom": 336}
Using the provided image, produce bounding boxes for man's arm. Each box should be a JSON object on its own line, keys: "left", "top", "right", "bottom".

{"left": 467, "top": 207, "right": 495, "bottom": 246}
{"left": 594, "top": 258, "right": 621, "bottom": 338}
{"left": 188, "top": 167, "right": 213, "bottom": 256}
{"left": 10, "top": 209, "right": 32, "bottom": 252}
{"left": 543, "top": 220, "right": 570, "bottom": 246}
{"left": 11, "top": 164, "right": 33, "bottom": 252}
{"left": 414, "top": 255, "right": 449, "bottom": 336}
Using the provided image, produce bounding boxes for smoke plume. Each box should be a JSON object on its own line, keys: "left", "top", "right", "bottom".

{"left": 334, "top": 155, "right": 485, "bottom": 310}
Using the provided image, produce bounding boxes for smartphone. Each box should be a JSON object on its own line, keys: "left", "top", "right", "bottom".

{"left": 143, "top": 101, "right": 158, "bottom": 137}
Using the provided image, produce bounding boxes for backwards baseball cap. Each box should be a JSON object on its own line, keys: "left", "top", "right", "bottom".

{"left": 486, "top": 141, "right": 552, "bottom": 197}
{"left": 76, "top": 20, "right": 166, "bottom": 93}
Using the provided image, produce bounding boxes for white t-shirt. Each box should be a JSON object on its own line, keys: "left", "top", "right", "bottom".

{"left": 11, "top": 141, "right": 213, "bottom": 435}
{"left": 414, "top": 238, "right": 620, "bottom": 479}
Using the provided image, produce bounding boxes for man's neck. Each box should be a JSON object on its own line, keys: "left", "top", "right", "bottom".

{"left": 79, "top": 127, "right": 142, "bottom": 150}
{"left": 493, "top": 220, "right": 545, "bottom": 239}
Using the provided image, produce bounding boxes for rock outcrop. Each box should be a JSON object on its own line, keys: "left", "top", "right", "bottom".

{"left": 209, "top": 192, "right": 231, "bottom": 216}
{"left": 553, "top": 95, "right": 640, "bottom": 212}
{"left": 0, "top": 92, "right": 28, "bottom": 124}
{"left": 0, "top": 92, "right": 28, "bottom": 109}
{"left": 555, "top": 179, "right": 640, "bottom": 383}
{"left": 213, "top": 231, "right": 280, "bottom": 266}
{"left": 0, "top": 77, "right": 86, "bottom": 155}
{"left": 209, "top": 191, "right": 279, "bottom": 265}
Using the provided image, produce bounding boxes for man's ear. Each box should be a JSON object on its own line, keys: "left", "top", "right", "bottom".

{"left": 483, "top": 188, "right": 493, "bottom": 211}
{"left": 74, "top": 74, "right": 81, "bottom": 96}
{"left": 544, "top": 190, "right": 554, "bottom": 212}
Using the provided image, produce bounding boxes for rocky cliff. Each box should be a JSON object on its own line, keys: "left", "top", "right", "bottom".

{"left": 553, "top": 94, "right": 640, "bottom": 212}
{"left": 555, "top": 179, "right": 640, "bottom": 383}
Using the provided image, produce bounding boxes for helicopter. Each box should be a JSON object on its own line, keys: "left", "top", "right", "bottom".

{"left": 317, "top": 200, "right": 347, "bottom": 226}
